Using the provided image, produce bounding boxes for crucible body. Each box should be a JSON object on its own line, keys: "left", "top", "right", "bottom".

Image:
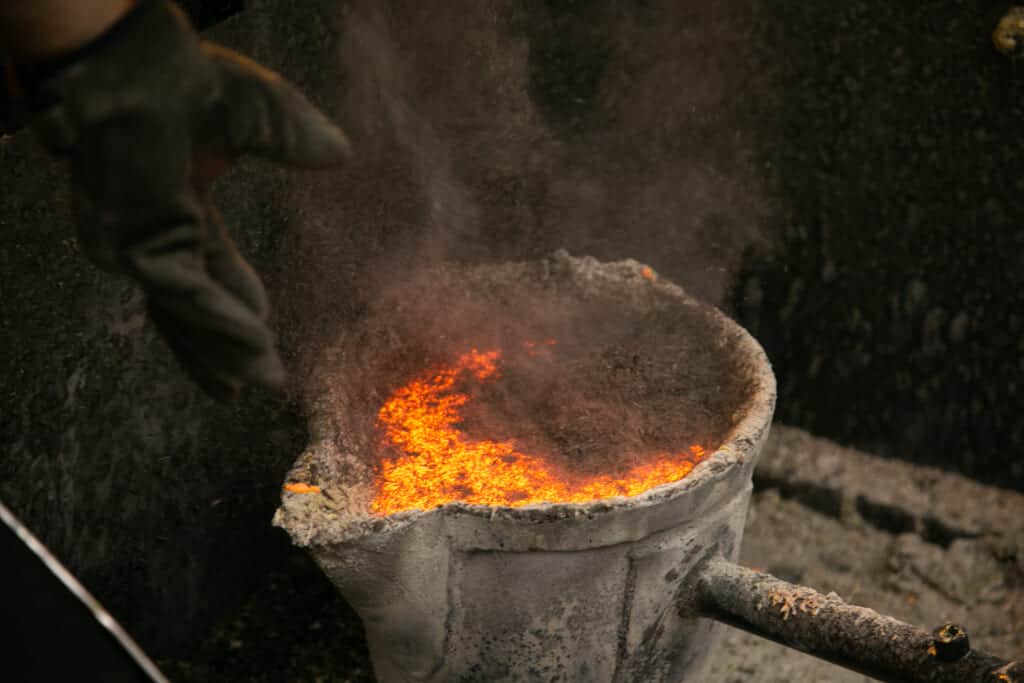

{"left": 274, "top": 253, "right": 776, "bottom": 682}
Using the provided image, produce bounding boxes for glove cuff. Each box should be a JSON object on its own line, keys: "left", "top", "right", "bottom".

{"left": 12, "top": 0, "right": 157, "bottom": 111}
{"left": 21, "top": 0, "right": 201, "bottom": 154}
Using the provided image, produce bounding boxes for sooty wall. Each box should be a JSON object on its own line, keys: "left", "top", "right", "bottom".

{"left": 730, "top": 2, "right": 1024, "bottom": 490}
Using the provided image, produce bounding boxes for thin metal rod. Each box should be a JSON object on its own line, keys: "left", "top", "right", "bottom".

{"left": 692, "top": 556, "right": 1022, "bottom": 683}
{"left": 1, "top": 500, "right": 168, "bottom": 683}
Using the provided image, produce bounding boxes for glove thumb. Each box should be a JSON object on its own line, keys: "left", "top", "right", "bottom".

{"left": 204, "top": 43, "right": 352, "bottom": 167}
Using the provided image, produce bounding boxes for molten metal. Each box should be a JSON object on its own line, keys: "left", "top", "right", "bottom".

{"left": 372, "top": 346, "right": 708, "bottom": 515}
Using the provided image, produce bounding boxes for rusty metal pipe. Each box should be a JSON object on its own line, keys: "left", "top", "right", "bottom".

{"left": 692, "top": 555, "right": 1022, "bottom": 683}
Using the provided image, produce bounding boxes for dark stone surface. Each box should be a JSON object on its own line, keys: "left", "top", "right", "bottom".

{"left": 0, "top": 128, "right": 308, "bottom": 655}
{"left": 731, "top": 1, "right": 1024, "bottom": 490}
{"left": 0, "top": 8, "right": 309, "bottom": 655}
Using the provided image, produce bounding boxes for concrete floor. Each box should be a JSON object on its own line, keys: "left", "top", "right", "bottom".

{"left": 711, "top": 427, "right": 1024, "bottom": 682}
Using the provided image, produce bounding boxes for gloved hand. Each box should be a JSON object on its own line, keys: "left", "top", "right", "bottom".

{"left": 15, "top": 0, "right": 351, "bottom": 399}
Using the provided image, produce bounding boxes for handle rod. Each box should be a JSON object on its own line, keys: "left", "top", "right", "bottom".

{"left": 692, "top": 556, "right": 1021, "bottom": 683}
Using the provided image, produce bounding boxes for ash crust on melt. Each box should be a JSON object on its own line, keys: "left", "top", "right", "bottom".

{"left": 306, "top": 253, "right": 757, "bottom": 487}
{"left": 458, "top": 326, "right": 729, "bottom": 478}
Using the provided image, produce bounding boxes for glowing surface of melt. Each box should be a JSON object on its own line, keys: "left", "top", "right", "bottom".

{"left": 372, "top": 347, "right": 709, "bottom": 515}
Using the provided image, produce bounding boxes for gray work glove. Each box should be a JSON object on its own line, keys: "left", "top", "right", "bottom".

{"left": 19, "top": 0, "right": 351, "bottom": 399}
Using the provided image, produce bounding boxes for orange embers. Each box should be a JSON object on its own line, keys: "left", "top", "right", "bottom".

{"left": 284, "top": 482, "right": 321, "bottom": 494}
{"left": 371, "top": 346, "right": 710, "bottom": 515}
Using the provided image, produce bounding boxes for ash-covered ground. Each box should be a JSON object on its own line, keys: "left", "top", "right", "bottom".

{"left": 160, "top": 425, "right": 1024, "bottom": 682}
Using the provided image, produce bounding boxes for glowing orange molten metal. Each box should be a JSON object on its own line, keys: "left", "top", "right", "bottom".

{"left": 372, "top": 347, "right": 709, "bottom": 515}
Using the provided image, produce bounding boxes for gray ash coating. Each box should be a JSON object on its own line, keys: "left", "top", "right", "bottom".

{"left": 296, "top": 252, "right": 759, "bottom": 509}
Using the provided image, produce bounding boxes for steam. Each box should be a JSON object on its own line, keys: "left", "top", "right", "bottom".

{"left": 336, "top": 3, "right": 483, "bottom": 268}
{"left": 272, "top": 0, "right": 779, "bottom": 413}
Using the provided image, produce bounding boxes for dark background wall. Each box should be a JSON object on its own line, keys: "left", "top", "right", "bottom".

{"left": 731, "top": 1, "right": 1024, "bottom": 490}
{"left": 1, "top": 0, "right": 1021, "bottom": 659}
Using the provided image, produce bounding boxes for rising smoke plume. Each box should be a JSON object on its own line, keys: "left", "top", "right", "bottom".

{"left": 266, "top": 0, "right": 781, "bottom": 403}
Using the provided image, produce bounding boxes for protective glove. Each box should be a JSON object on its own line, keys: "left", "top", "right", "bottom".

{"left": 16, "top": 0, "right": 351, "bottom": 399}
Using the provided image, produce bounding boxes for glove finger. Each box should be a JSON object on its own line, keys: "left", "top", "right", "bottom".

{"left": 71, "top": 114, "right": 201, "bottom": 272}
{"left": 203, "top": 202, "right": 270, "bottom": 320}
{"left": 149, "top": 302, "right": 242, "bottom": 401}
{"left": 147, "top": 291, "right": 287, "bottom": 393}
{"left": 203, "top": 43, "right": 352, "bottom": 167}
{"left": 131, "top": 237, "right": 286, "bottom": 387}
{"left": 130, "top": 238, "right": 269, "bottom": 350}
{"left": 66, "top": 109, "right": 287, "bottom": 394}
